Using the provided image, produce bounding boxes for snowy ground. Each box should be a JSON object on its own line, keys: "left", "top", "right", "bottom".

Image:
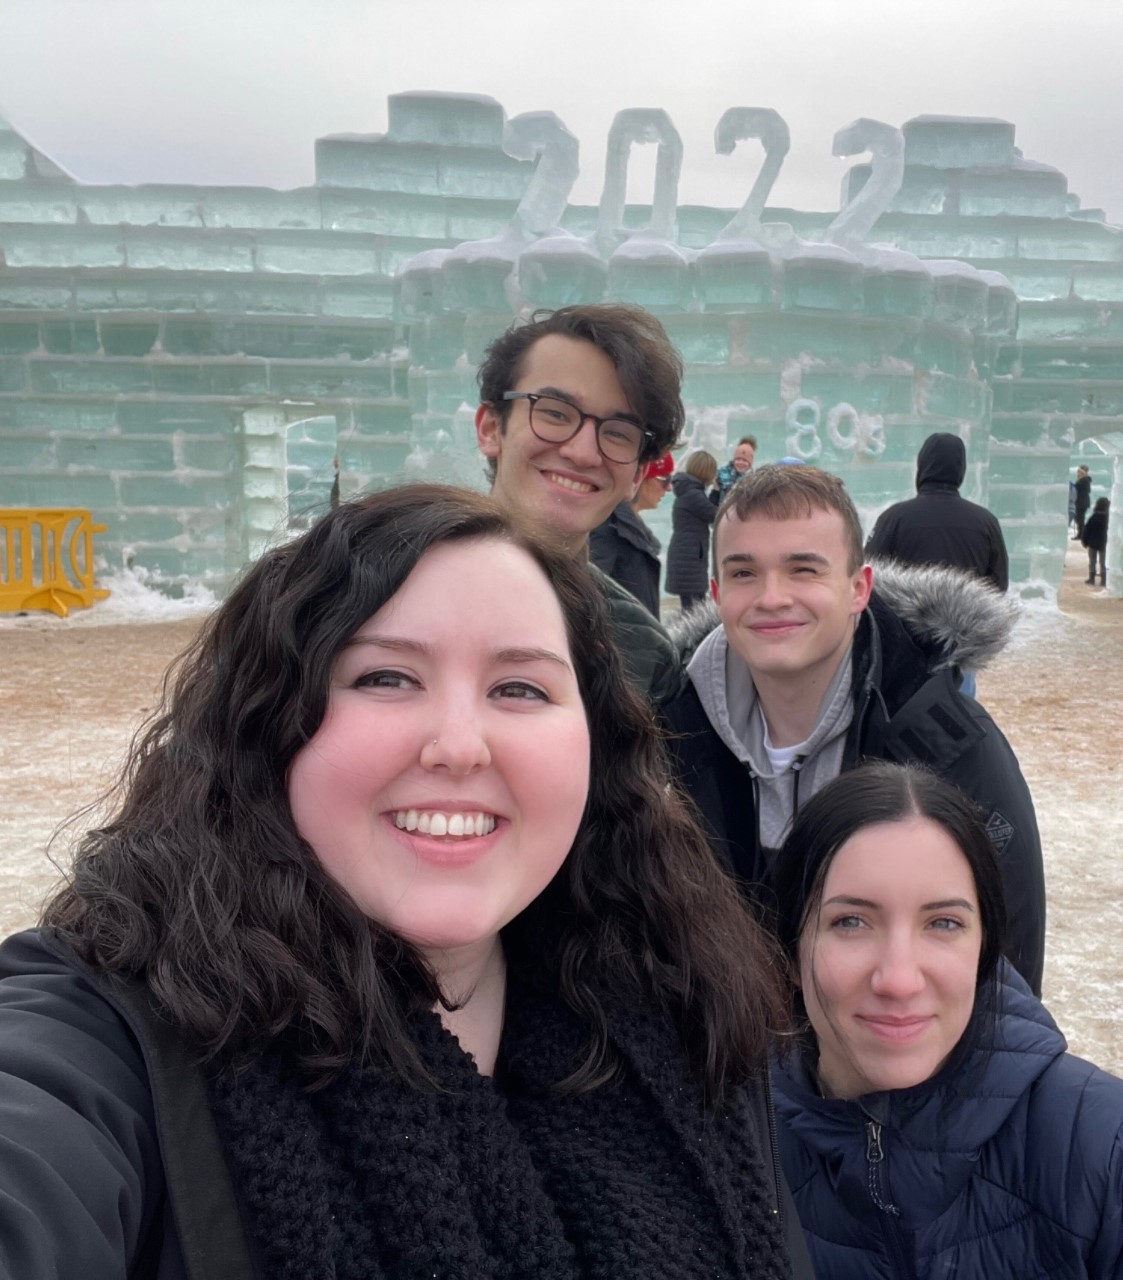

{"left": 1, "top": 550, "right": 1120, "bottom": 1075}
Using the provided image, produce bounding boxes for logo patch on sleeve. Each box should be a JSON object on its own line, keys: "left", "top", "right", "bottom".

{"left": 985, "top": 810, "right": 1014, "bottom": 853}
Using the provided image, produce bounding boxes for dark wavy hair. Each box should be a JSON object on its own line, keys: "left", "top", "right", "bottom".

{"left": 477, "top": 303, "right": 686, "bottom": 475}
{"left": 770, "top": 760, "right": 1007, "bottom": 1066}
{"left": 45, "top": 484, "right": 784, "bottom": 1100}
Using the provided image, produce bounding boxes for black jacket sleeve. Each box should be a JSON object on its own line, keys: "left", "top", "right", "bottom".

{"left": 0, "top": 930, "right": 165, "bottom": 1279}
{"left": 864, "top": 505, "right": 902, "bottom": 561}
{"left": 942, "top": 707, "right": 1047, "bottom": 995}
{"left": 987, "top": 517, "right": 1010, "bottom": 593}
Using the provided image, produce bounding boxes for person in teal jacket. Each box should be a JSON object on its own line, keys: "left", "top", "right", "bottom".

{"left": 769, "top": 760, "right": 1123, "bottom": 1279}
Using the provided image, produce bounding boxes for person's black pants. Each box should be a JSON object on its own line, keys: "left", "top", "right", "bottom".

{"left": 1075, "top": 509, "right": 1088, "bottom": 539}
{"left": 1087, "top": 547, "right": 1106, "bottom": 584}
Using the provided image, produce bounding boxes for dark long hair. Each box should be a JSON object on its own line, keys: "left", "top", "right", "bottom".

{"left": 771, "top": 761, "right": 1007, "bottom": 1053}
{"left": 45, "top": 484, "right": 784, "bottom": 1099}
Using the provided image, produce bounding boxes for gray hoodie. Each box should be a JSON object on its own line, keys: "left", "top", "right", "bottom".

{"left": 686, "top": 625, "right": 856, "bottom": 849}
{"left": 673, "top": 557, "right": 1020, "bottom": 851}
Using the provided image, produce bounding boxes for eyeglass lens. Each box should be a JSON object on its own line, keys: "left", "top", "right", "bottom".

{"left": 529, "top": 396, "right": 644, "bottom": 464}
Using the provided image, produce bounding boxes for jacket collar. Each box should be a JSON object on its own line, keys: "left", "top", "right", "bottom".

{"left": 772, "top": 964, "right": 1066, "bottom": 1224}
{"left": 605, "top": 500, "right": 661, "bottom": 556}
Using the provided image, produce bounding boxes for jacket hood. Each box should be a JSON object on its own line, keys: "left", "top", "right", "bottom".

{"left": 671, "top": 472, "right": 706, "bottom": 497}
{"left": 667, "top": 558, "right": 1018, "bottom": 675}
{"left": 916, "top": 432, "right": 966, "bottom": 490}
{"left": 771, "top": 964, "right": 1066, "bottom": 1224}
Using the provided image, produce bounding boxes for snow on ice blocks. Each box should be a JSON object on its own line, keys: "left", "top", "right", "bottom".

{"left": 3, "top": 89, "right": 1123, "bottom": 597}
{"left": 315, "top": 93, "right": 533, "bottom": 199}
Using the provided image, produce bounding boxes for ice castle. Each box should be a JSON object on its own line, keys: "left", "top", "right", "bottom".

{"left": 0, "top": 91, "right": 1119, "bottom": 599}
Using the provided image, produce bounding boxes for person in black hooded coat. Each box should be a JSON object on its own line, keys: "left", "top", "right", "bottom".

{"left": 865, "top": 432, "right": 1009, "bottom": 592}
{"left": 666, "top": 450, "right": 718, "bottom": 613}
{"left": 1081, "top": 495, "right": 1109, "bottom": 586}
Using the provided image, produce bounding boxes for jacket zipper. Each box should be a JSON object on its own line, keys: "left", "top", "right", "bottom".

{"left": 762, "top": 1071, "right": 786, "bottom": 1232}
{"left": 865, "top": 1120, "right": 911, "bottom": 1279}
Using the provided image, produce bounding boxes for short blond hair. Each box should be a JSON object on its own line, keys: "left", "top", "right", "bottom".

{"left": 684, "top": 450, "right": 718, "bottom": 486}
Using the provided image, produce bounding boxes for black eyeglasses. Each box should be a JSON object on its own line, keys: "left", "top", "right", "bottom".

{"left": 501, "top": 391, "right": 652, "bottom": 466}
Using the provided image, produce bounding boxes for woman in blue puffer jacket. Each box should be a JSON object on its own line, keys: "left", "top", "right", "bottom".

{"left": 768, "top": 760, "right": 1123, "bottom": 1279}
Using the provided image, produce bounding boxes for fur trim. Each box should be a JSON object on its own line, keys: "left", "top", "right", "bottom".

{"left": 665, "top": 560, "right": 1018, "bottom": 673}
{"left": 869, "top": 558, "right": 1017, "bottom": 672}
{"left": 665, "top": 598, "right": 721, "bottom": 660}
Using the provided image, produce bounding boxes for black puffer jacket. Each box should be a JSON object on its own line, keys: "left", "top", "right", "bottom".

{"left": 661, "top": 561, "right": 1046, "bottom": 995}
{"left": 589, "top": 501, "right": 663, "bottom": 617}
{"left": 772, "top": 964, "right": 1123, "bottom": 1278}
{"left": 666, "top": 473, "right": 717, "bottom": 596}
{"left": 865, "top": 433, "right": 1009, "bottom": 592}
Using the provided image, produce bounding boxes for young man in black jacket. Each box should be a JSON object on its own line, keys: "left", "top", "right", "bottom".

{"left": 663, "top": 465, "right": 1047, "bottom": 995}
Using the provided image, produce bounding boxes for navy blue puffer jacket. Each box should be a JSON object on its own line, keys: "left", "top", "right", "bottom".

{"left": 772, "top": 966, "right": 1123, "bottom": 1278}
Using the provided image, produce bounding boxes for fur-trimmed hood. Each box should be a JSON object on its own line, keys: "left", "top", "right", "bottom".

{"left": 666, "top": 558, "right": 1018, "bottom": 675}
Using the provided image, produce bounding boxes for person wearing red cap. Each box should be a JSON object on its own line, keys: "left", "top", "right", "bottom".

{"left": 589, "top": 452, "right": 673, "bottom": 617}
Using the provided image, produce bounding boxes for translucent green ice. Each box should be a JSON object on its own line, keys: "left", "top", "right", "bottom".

{"left": 0, "top": 94, "right": 1119, "bottom": 599}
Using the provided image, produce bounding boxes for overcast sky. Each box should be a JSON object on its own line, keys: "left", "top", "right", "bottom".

{"left": 0, "top": 0, "right": 1120, "bottom": 224}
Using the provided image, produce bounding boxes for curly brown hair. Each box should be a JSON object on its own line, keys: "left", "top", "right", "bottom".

{"left": 45, "top": 484, "right": 785, "bottom": 1100}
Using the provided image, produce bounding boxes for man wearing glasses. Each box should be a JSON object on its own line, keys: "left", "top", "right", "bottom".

{"left": 475, "top": 303, "right": 685, "bottom": 700}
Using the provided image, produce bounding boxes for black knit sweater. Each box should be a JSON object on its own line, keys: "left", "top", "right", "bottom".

{"left": 208, "top": 964, "right": 796, "bottom": 1280}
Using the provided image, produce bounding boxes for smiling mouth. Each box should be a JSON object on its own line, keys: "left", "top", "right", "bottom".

{"left": 857, "top": 1016, "right": 933, "bottom": 1042}
{"left": 543, "top": 471, "right": 597, "bottom": 494}
{"left": 392, "top": 809, "right": 497, "bottom": 839}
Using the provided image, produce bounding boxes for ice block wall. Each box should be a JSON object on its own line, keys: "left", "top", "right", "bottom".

{"left": 0, "top": 93, "right": 1119, "bottom": 598}
{"left": 0, "top": 94, "right": 532, "bottom": 590}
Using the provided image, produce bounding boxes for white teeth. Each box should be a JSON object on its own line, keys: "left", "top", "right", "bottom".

{"left": 549, "top": 473, "right": 595, "bottom": 493}
{"left": 392, "top": 810, "right": 496, "bottom": 839}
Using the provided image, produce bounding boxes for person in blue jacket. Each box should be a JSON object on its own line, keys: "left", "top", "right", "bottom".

{"left": 769, "top": 759, "right": 1123, "bottom": 1279}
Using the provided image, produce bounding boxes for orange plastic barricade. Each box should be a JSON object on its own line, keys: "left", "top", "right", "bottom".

{"left": 0, "top": 509, "right": 110, "bottom": 618}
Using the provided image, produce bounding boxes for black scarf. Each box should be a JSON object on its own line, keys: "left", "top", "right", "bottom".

{"left": 208, "top": 969, "right": 791, "bottom": 1279}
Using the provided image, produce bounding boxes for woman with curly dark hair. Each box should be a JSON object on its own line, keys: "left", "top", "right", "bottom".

{"left": 0, "top": 484, "right": 809, "bottom": 1280}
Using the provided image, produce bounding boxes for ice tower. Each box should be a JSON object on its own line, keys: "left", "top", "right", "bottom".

{"left": 0, "top": 94, "right": 1119, "bottom": 599}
